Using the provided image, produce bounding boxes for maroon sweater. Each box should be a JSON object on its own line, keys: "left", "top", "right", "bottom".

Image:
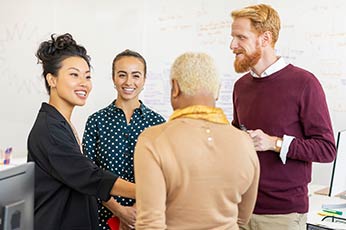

{"left": 232, "top": 64, "right": 336, "bottom": 214}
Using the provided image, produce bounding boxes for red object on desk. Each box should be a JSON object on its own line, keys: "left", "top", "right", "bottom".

{"left": 107, "top": 216, "right": 120, "bottom": 230}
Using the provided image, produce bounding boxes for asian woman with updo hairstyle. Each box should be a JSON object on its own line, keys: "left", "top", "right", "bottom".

{"left": 27, "top": 33, "right": 135, "bottom": 230}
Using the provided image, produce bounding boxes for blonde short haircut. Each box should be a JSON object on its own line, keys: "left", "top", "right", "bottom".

{"left": 231, "top": 4, "right": 281, "bottom": 47}
{"left": 170, "top": 52, "right": 220, "bottom": 99}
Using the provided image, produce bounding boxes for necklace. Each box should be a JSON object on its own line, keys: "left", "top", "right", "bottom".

{"left": 67, "top": 120, "right": 82, "bottom": 152}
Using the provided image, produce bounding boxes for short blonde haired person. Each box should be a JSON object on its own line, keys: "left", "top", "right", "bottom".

{"left": 134, "top": 52, "right": 259, "bottom": 229}
{"left": 170, "top": 52, "right": 220, "bottom": 99}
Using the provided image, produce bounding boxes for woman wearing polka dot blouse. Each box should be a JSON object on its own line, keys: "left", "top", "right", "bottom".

{"left": 82, "top": 49, "right": 165, "bottom": 230}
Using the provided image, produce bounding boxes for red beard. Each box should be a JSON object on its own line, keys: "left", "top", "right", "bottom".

{"left": 233, "top": 47, "right": 261, "bottom": 73}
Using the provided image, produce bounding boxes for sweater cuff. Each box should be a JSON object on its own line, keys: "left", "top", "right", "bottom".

{"left": 279, "top": 134, "right": 294, "bottom": 164}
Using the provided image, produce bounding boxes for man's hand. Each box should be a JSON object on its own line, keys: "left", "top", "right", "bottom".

{"left": 248, "top": 129, "right": 277, "bottom": 152}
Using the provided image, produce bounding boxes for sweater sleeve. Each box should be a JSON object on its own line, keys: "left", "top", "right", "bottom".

{"left": 237, "top": 146, "right": 260, "bottom": 226}
{"left": 287, "top": 76, "right": 336, "bottom": 163}
{"left": 134, "top": 132, "right": 167, "bottom": 230}
{"left": 232, "top": 85, "right": 240, "bottom": 129}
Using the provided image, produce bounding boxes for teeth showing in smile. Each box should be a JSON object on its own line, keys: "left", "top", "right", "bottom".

{"left": 75, "top": 91, "right": 87, "bottom": 96}
{"left": 123, "top": 88, "right": 135, "bottom": 92}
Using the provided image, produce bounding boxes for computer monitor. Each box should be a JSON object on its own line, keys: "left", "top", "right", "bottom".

{"left": 0, "top": 162, "right": 34, "bottom": 230}
{"left": 329, "top": 130, "right": 346, "bottom": 197}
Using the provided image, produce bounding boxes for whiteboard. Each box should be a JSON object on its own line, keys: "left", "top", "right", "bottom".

{"left": 1, "top": 0, "right": 346, "bottom": 185}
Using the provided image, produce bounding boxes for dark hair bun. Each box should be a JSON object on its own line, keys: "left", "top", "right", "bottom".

{"left": 51, "top": 33, "right": 76, "bottom": 51}
{"left": 36, "top": 33, "right": 79, "bottom": 64}
{"left": 36, "top": 33, "right": 90, "bottom": 93}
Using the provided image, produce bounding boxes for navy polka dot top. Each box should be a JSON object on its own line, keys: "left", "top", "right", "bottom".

{"left": 82, "top": 100, "right": 165, "bottom": 230}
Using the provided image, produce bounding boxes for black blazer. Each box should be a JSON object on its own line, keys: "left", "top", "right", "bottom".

{"left": 28, "top": 103, "right": 118, "bottom": 230}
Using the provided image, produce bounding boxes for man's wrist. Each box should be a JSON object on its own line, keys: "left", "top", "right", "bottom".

{"left": 274, "top": 137, "right": 283, "bottom": 152}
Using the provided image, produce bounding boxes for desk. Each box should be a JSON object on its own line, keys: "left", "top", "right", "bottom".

{"left": 308, "top": 184, "right": 346, "bottom": 229}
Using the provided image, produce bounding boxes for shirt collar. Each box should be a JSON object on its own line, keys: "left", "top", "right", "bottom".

{"left": 40, "top": 102, "right": 66, "bottom": 122}
{"left": 108, "top": 100, "right": 149, "bottom": 116}
{"left": 250, "top": 57, "right": 288, "bottom": 78}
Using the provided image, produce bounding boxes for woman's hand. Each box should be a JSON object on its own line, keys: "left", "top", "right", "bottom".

{"left": 118, "top": 205, "right": 136, "bottom": 229}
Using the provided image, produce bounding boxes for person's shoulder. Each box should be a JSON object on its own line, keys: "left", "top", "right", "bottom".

{"left": 138, "top": 122, "right": 167, "bottom": 141}
{"left": 39, "top": 103, "right": 65, "bottom": 121}
{"left": 140, "top": 103, "right": 166, "bottom": 122}
{"left": 221, "top": 124, "right": 256, "bottom": 147}
{"left": 42, "top": 113, "right": 72, "bottom": 146}
{"left": 87, "top": 103, "right": 114, "bottom": 120}
{"left": 226, "top": 126, "right": 259, "bottom": 163}
{"left": 287, "top": 64, "right": 325, "bottom": 91}
{"left": 286, "top": 64, "right": 316, "bottom": 79}
{"left": 234, "top": 72, "right": 252, "bottom": 84}
{"left": 30, "top": 104, "right": 64, "bottom": 140}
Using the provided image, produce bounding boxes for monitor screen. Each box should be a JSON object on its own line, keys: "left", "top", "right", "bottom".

{"left": 329, "top": 130, "right": 346, "bottom": 197}
{"left": 0, "top": 162, "right": 34, "bottom": 230}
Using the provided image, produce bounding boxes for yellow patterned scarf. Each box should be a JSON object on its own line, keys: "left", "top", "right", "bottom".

{"left": 169, "top": 105, "right": 229, "bottom": 124}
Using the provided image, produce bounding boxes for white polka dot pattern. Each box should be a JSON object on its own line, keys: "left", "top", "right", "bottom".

{"left": 82, "top": 100, "right": 165, "bottom": 230}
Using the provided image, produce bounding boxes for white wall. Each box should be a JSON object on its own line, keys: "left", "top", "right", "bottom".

{"left": 1, "top": 0, "right": 346, "bottom": 185}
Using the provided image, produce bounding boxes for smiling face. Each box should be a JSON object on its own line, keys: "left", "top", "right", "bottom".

{"left": 47, "top": 56, "right": 92, "bottom": 110}
{"left": 230, "top": 17, "right": 262, "bottom": 73}
{"left": 112, "top": 56, "right": 146, "bottom": 103}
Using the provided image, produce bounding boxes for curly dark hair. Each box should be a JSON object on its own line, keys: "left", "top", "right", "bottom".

{"left": 36, "top": 33, "right": 90, "bottom": 94}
